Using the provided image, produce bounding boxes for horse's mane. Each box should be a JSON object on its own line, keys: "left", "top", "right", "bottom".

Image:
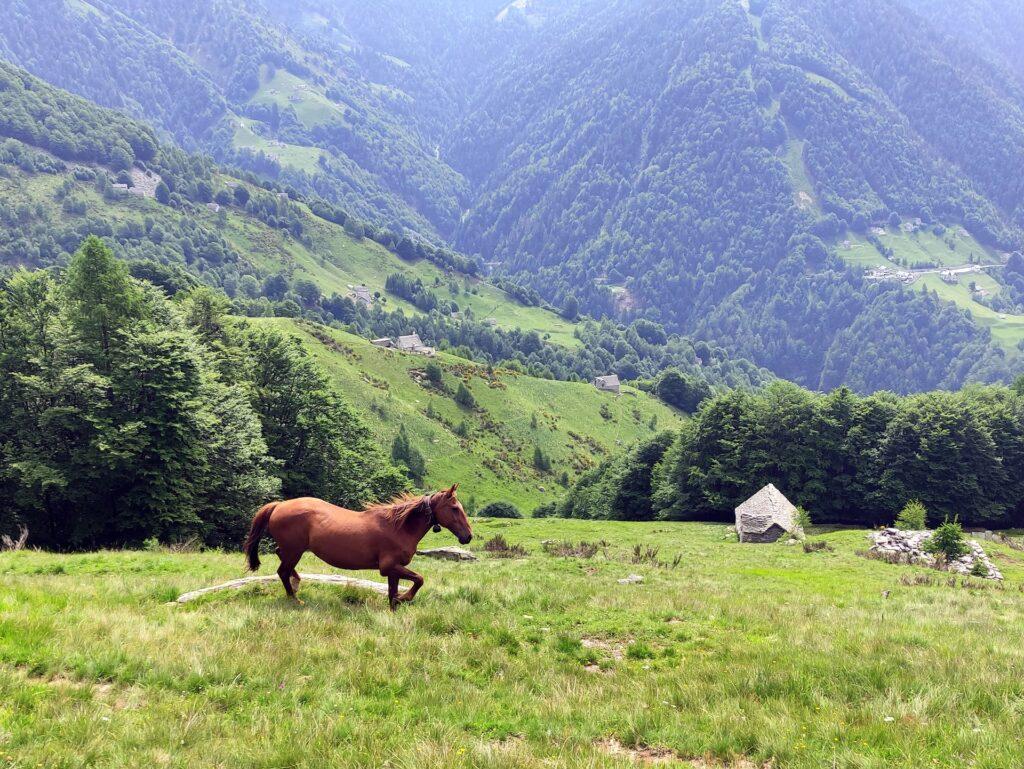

{"left": 363, "top": 492, "right": 428, "bottom": 528}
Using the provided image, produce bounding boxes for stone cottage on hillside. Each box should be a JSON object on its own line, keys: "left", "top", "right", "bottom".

{"left": 735, "top": 483, "right": 798, "bottom": 543}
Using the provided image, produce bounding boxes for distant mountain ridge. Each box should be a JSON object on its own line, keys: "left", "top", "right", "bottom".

{"left": 1, "top": 0, "right": 1023, "bottom": 392}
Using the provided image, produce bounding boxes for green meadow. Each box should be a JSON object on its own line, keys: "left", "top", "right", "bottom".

{"left": 257, "top": 318, "right": 679, "bottom": 511}
{"left": 837, "top": 227, "right": 1024, "bottom": 352}
{"left": 4, "top": 520, "right": 1024, "bottom": 768}
{"left": 249, "top": 66, "right": 346, "bottom": 129}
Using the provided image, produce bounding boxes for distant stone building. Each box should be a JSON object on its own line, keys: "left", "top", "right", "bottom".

{"left": 395, "top": 333, "right": 436, "bottom": 356}
{"left": 348, "top": 285, "right": 373, "bottom": 307}
{"left": 593, "top": 374, "right": 620, "bottom": 394}
{"left": 735, "top": 484, "right": 798, "bottom": 543}
{"left": 371, "top": 338, "right": 394, "bottom": 348}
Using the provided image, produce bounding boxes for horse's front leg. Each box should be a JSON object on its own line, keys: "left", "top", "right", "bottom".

{"left": 386, "top": 573, "right": 401, "bottom": 610}
{"left": 384, "top": 564, "right": 424, "bottom": 608}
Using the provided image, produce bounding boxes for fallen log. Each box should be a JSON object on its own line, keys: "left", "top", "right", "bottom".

{"left": 174, "top": 573, "right": 389, "bottom": 603}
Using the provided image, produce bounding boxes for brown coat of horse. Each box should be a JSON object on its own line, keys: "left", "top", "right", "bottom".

{"left": 243, "top": 484, "right": 472, "bottom": 609}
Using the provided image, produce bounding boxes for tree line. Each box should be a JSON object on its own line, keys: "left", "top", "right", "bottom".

{"left": 547, "top": 379, "right": 1024, "bottom": 529}
{"left": 0, "top": 238, "right": 405, "bottom": 550}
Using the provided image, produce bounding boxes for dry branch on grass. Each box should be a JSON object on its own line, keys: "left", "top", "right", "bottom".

{"left": 174, "top": 573, "right": 389, "bottom": 603}
{"left": 1, "top": 526, "right": 28, "bottom": 551}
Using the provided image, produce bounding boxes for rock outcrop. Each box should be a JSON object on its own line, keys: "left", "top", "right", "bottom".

{"left": 869, "top": 528, "right": 1002, "bottom": 580}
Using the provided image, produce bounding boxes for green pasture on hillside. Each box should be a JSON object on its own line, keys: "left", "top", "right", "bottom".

{"left": 837, "top": 226, "right": 1024, "bottom": 352}
{"left": 249, "top": 66, "right": 346, "bottom": 129}
{"left": 257, "top": 319, "right": 678, "bottom": 511}
{"left": 2, "top": 163, "right": 579, "bottom": 348}
{"left": 3, "top": 520, "right": 1024, "bottom": 767}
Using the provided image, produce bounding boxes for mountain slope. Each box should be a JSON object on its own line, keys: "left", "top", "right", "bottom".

{"left": 2, "top": 0, "right": 1023, "bottom": 393}
{"left": 264, "top": 318, "right": 682, "bottom": 510}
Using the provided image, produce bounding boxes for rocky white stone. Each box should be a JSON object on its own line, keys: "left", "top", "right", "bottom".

{"left": 869, "top": 528, "right": 1002, "bottom": 580}
{"left": 416, "top": 546, "right": 477, "bottom": 561}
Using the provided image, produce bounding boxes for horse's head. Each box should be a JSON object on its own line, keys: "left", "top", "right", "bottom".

{"left": 428, "top": 484, "right": 472, "bottom": 545}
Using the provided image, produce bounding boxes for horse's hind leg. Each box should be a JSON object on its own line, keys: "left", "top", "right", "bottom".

{"left": 277, "top": 549, "right": 303, "bottom": 603}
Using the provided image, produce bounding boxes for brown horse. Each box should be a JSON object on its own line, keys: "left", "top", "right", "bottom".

{"left": 243, "top": 484, "right": 472, "bottom": 609}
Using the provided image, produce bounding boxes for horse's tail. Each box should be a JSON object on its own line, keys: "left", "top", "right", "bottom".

{"left": 244, "top": 502, "right": 278, "bottom": 571}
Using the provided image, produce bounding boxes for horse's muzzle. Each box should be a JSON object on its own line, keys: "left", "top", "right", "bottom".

{"left": 458, "top": 533, "right": 472, "bottom": 545}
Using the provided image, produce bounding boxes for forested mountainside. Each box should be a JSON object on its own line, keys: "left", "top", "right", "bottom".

{"left": 903, "top": 0, "right": 1024, "bottom": 82}
{"left": 446, "top": 0, "right": 1024, "bottom": 390}
{"left": 1, "top": 0, "right": 1024, "bottom": 393}
{"left": 0, "top": 58, "right": 768, "bottom": 391}
{"left": 0, "top": 0, "right": 466, "bottom": 237}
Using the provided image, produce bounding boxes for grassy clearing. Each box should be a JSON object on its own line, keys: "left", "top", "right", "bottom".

{"left": 779, "top": 139, "right": 818, "bottom": 214}
{"left": 838, "top": 227, "right": 996, "bottom": 270}
{"left": 804, "top": 71, "right": 852, "bottom": 100}
{"left": 4, "top": 520, "right": 1024, "bottom": 767}
{"left": 231, "top": 119, "right": 324, "bottom": 174}
{"left": 917, "top": 275, "right": 1024, "bottom": 350}
{"left": 256, "top": 318, "right": 678, "bottom": 511}
{"left": 837, "top": 227, "right": 1024, "bottom": 352}
{"left": 249, "top": 66, "right": 346, "bottom": 129}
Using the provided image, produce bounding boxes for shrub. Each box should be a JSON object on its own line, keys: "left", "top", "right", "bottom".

{"left": 895, "top": 500, "right": 928, "bottom": 530}
{"left": 454, "top": 382, "right": 476, "bottom": 409}
{"left": 794, "top": 506, "right": 812, "bottom": 531}
{"left": 532, "top": 500, "right": 559, "bottom": 518}
{"left": 478, "top": 501, "right": 522, "bottom": 519}
{"left": 970, "top": 560, "right": 989, "bottom": 578}
{"left": 424, "top": 362, "right": 444, "bottom": 385}
{"left": 483, "top": 534, "right": 528, "bottom": 558}
{"left": 925, "top": 517, "right": 968, "bottom": 560}
{"left": 802, "top": 540, "right": 833, "bottom": 553}
{"left": 542, "top": 540, "right": 598, "bottom": 558}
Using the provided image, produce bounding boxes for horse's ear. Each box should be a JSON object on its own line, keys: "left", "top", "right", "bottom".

{"left": 447, "top": 483, "right": 459, "bottom": 495}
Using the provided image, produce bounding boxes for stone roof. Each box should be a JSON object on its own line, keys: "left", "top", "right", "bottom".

{"left": 397, "top": 333, "right": 423, "bottom": 350}
{"left": 735, "top": 483, "right": 796, "bottom": 535}
{"left": 594, "top": 374, "right": 620, "bottom": 389}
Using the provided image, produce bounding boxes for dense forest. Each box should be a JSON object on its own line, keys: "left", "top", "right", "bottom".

{"left": 0, "top": 238, "right": 406, "bottom": 549}
{"left": 548, "top": 379, "right": 1024, "bottom": 529}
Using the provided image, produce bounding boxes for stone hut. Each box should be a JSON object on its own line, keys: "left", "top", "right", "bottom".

{"left": 397, "top": 333, "right": 424, "bottom": 352}
{"left": 348, "top": 285, "right": 373, "bottom": 307}
{"left": 593, "top": 374, "right": 621, "bottom": 394}
{"left": 735, "top": 483, "right": 797, "bottom": 543}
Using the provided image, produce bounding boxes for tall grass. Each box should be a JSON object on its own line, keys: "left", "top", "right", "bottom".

{"left": 2, "top": 518, "right": 1023, "bottom": 767}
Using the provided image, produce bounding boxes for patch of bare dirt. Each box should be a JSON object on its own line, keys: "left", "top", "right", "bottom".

{"left": 581, "top": 636, "right": 626, "bottom": 660}
{"left": 596, "top": 738, "right": 772, "bottom": 767}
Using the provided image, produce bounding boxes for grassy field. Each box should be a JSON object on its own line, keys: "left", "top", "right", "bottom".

{"left": 249, "top": 66, "right": 346, "bottom": 129}
{"left": 917, "top": 274, "right": 1024, "bottom": 350}
{"left": 779, "top": 139, "right": 818, "bottom": 215}
{"left": 256, "top": 319, "right": 679, "bottom": 512}
{"left": 839, "top": 227, "right": 996, "bottom": 271}
{"left": 4, "top": 519, "right": 1024, "bottom": 768}
{"left": 231, "top": 118, "right": 324, "bottom": 174}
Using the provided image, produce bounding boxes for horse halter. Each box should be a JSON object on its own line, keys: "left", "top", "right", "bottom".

{"left": 422, "top": 493, "right": 442, "bottom": 533}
